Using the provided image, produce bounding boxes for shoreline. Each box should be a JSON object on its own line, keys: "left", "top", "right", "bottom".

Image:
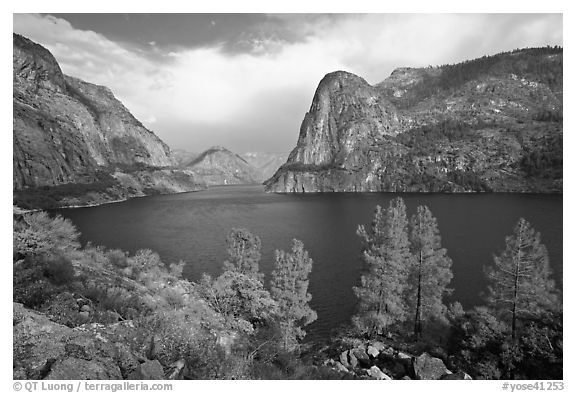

{"left": 15, "top": 185, "right": 563, "bottom": 214}
{"left": 14, "top": 188, "right": 209, "bottom": 213}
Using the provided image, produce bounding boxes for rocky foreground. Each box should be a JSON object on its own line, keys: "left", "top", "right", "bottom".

{"left": 14, "top": 301, "right": 471, "bottom": 380}
{"left": 14, "top": 302, "right": 165, "bottom": 380}
{"left": 265, "top": 48, "right": 562, "bottom": 193}
{"left": 323, "top": 343, "right": 472, "bottom": 380}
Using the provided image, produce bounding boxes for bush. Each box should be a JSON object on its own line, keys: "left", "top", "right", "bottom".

{"left": 446, "top": 306, "right": 562, "bottom": 379}
{"left": 197, "top": 271, "right": 278, "bottom": 333}
{"left": 13, "top": 263, "right": 58, "bottom": 309}
{"left": 106, "top": 249, "right": 129, "bottom": 268}
{"left": 79, "top": 280, "right": 147, "bottom": 320}
{"left": 13, "top": 212, "right": 80, "bottom": 260}
{"left": 43, "top": 254, "right": 76, "bottom": 286}
{"left": 13, "top": 254, "right": 77, "bottom": 308}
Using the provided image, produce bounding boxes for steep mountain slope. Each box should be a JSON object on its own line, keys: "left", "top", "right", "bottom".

{"left": 172, "top": 149, "right": 199, "bottom": 167}
{"left": 241, "top": 152, "right": 289, "bottom": 181}
{"left": 265, "top": 48, "right": 562, "bottom": 193}
{"left": 185, "top": 146, "right": 261, "bottom": 185}
{"left": 13, "top": 34, "right": 204, "bottom": 208}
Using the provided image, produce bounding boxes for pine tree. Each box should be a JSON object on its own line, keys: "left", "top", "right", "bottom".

{"left": 408, "top": 205, "right": 453, "bottom": 337}
{"left": 270, "top": 239, "right": 317, "bottom": 351}
{"left": 223, "top": 228, "right": 263, "bottom": 282}
{"left": 352, "top": 197, "right": 412, "bottom": 337}
{"left": 485, "top": 218, "right": 558, "bottom": 339}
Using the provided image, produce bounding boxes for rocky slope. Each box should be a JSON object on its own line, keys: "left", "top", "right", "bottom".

{"left": 321, "top": 342, "right": 472, "bottom": 380}
{"left": 241, "top": 152, "right": 289, "bottom": 182}
{"left": 13, "top": 34, "right": 204, "bottom": 209}
{"left": 185, "top": 146, "right": 262, "bottom": 185}
{"left": 171, "top": 149, "right": 199, "bottom": 167}
{"left": 265, "top": 47, "right": 562, "bottom": 193}
{"left": 173, "top": 148, "right": 287, "bottom": 186}
{"left": 14, "top": 302, "right": 157, "bottom": 380}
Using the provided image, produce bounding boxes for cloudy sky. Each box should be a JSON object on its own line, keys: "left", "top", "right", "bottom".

{"left": 13, "top": 13, "right": 562, "bottom": 154}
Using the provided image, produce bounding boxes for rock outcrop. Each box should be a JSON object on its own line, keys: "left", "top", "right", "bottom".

{"left": 323, "top": 341, "right": 469, "bottom": 380}
{"left": 265, "top": 48, "right": 563, "bottom": 193}
{"left": 13, "top": 34, "right": 204, "bottom": 209}
{"left": 13, "top": 302, "right": 129, "bottom": 379}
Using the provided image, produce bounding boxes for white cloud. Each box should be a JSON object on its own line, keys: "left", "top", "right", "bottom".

{"left": 13, "top": 13, "right": 562, "bottom": 153}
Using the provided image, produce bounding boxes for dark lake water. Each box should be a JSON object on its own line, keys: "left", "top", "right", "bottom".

{"left": 54, "top": 185, "right": 562, "bottom": 341}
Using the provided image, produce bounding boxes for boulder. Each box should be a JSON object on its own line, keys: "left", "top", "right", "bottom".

{"left": 166, "top": 359, "right": 188, "bottom": 380}
{"left": 128, "top": 360, "right": 164, "bottom": 380}
{"left": 348, "top": 351, "right": 358, "bottom": 368}
{"left": 13, "top": 302, "right": 142, "bottom": 380}
{"left": 367, "top": 346, "right": 380, "bottom": 358}
{"left": 45, "top": 357, "right": 122, "bottom": 379}
{"left": 351, "top": 348, "right": 371, "bottom": 367}
{"left": 14, "top": 303, "right": 71, "bottom": 379}
{"left": 396, "top": 351, "right": 412, "bottom": 361}
{"left": 324, "top": 358, "right": 336, "bottom": 366}
{"left": 441, "top": 371, "right": 473, "bottom": 380}
{"left": 367, "top": 365, "right": 392, "bottom": 380}
{"left": 80, "top": 304, "right": 92, "bottom": 313}
{"left": 339, "top": 351, "right": 350, "bottom": 368}
{"left": 413, "top": 353, "right": 450, "bottom": 380}
{"left": 370, "top": 341, "right": 387, "bottom": 352}
{"left": 394, "top": 351, "right": 413, "bottom": 373}
{"left": 334, "top": 361, "right": 349, "bottom": 373}
{"left": 78, "top": 311, "right": 90, "bottom": 322}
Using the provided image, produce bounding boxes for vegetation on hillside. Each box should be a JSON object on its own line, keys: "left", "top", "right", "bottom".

{"left": 14, "top": 171, "right": 121, "bottom": 210}
{"left": 13, "top": 202, "right": 562, "bottom": 379}
{"left": 387, "top": 46, "right": 563, "bottom": 108}
{"left": 13, "top": 213, "right": 327, "bottom": 379}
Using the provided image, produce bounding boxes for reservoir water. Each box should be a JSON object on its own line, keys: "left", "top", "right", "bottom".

{"left": 54, "top": 185, "right": 562, "bottom": 340}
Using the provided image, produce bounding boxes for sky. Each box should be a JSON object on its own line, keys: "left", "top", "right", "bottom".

{"left": 13, "top": 13, "right": 563, "bottom": 154}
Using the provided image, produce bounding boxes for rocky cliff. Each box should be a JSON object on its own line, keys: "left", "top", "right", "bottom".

{"left": 265, "top": 48, "right": 563, "bottom": 193}
{"left": 13, "top": 34, "right": 204, "bottom": 209}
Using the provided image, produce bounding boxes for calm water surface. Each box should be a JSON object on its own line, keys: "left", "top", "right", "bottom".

{"left": 54, "top": 185, "right": 562, "bottom": 340}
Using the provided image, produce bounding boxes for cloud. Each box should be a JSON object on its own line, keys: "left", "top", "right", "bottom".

{"left": 13, "top": 13, "right": 562, "bottom": 153}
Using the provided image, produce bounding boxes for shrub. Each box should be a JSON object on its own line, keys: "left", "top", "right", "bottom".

{"left": 13, "top": 261, "right": 58, "bottom": 308}
{"left": 43, "top": 254, "right": 77, "bottom": 286}
{"left": 13, "top": 253, "right": 76, "bottom": 308}
{"left": 197, "top": 271, "right": 278, "bottom": 333}
{"left": 13, "top": 212, "right": 80, "bottom": 260}
{"left": 106, "top": 249, "right": 129, "bottom": 269}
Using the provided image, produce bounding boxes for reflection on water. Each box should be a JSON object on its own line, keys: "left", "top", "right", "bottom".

{"left": 55, "top": 185, "right": 562, "bottom": 340}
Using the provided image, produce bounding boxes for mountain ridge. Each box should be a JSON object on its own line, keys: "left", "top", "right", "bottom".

{"left": 183, "top": 146, "right": 287, "bottom": 185}
{"left": 13, "top": 33, "right": 204, "bottom": 209}
{"left": 265, "top": 47, "right": 562, "bottom": 193}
